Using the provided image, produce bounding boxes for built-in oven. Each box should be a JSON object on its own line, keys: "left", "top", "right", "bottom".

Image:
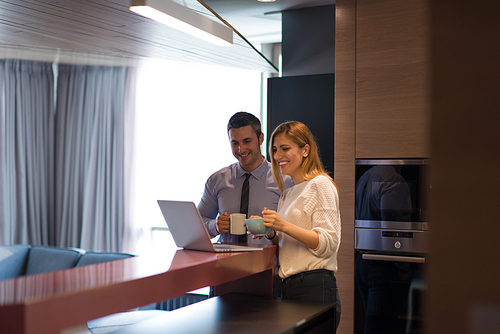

{"left": 354, "top": 159, "right": 430, "bottom": 334}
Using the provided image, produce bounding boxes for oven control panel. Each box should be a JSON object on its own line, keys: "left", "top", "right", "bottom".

{"left": 382, "top": 231, "right": 413, "bottom": 238}
{"left": 355, "top": 228, "right": 428, "bottom": 253}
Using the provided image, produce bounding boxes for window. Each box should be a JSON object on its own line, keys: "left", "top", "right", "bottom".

{"left": 132, "top": 59, "right": 263, "bottom": 255}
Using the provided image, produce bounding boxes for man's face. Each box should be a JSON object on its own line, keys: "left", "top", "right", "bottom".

{"left": 229, "top": 125, "right": 264, "bottom": 172}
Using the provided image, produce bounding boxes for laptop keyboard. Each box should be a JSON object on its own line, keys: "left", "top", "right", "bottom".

{"left": 213, "top": 244, "right": 263, "bottom": 251}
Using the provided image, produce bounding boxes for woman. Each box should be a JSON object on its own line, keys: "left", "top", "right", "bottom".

{"left": 252, "top": 121, "right": 341, "bottom": 329}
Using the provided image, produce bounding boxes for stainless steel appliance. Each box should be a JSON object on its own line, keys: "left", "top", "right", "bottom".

{"left": 354, "top": 159, "right": 429, "bottom": 334}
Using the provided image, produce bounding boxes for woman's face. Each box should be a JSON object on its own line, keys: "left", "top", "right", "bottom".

{"left": 272, "top": 133, "right": 309, "bottom": 184}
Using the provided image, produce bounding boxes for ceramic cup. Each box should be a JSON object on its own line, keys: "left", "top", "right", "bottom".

{"left": 245, "top": 218, "right": 273, "bottom": 236}
{"left": 230, "top": 213, "right": 246, "bottom": 235}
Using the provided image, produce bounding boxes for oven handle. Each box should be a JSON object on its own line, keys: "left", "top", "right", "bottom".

{"left": 362, "top": 254, "right": 426, "bottom": 263}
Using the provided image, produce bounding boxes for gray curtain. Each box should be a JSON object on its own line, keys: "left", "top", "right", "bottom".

{"left": 0, "top": 59, "right": 55, "bottom": 245}
{"left": 55, "top": 64, "right": 135, "bottom": 252}
{"left": 0, "top": 59, "right": 136, "bottom": 252}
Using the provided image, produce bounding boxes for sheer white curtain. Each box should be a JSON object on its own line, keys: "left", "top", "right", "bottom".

{"left": 0, "top": 59, "right": 135, "bottom": 251}
{"left": 55, "top": 64, "right": 136, "bottom": 252}
{"left": 0, "top": 59, "right": 55, "bottom": 245}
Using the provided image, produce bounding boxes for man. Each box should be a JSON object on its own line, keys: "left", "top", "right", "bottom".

{"left": 355, "top": 165, "right": 412, "bottom": 222}
{"left": 198, "top": 112, "right": 293, "bottom": 245}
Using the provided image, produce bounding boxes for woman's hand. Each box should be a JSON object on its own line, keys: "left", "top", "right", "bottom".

{"left": 262, "top": 207, "right": 288, "bottom": 232}
{"left": 262, "top": 207, "right": 320, "bottom": 249}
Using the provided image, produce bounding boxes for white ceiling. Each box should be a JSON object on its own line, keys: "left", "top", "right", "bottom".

{"left": 0, "top": 0, "right": 334, "bottom": 71}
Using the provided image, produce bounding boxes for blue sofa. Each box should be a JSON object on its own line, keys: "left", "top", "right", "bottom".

{"left": 0, "top": 244, "right": 166, "bottom": 333}
{"left": 0, "top": 244, "right": 208, "bottom": 333}
{"left": 0, "top": 244, "right": 133, "bottom": 281}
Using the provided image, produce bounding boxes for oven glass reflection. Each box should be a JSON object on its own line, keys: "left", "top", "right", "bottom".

{"left": 354, "top": 159, "right": 429, "bottom": 334}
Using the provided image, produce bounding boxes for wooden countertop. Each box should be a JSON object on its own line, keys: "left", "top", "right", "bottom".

{"left": 0, "top": 246, "right": 277, "bottom": 334}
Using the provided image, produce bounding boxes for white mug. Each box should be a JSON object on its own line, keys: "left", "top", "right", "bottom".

{"left": 230, "top": 213, "right": 246, "bottom": 235}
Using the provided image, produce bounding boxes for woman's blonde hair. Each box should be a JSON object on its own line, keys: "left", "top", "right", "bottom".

{"left": 269, "top": 121, "right": 335, "bottom": 195}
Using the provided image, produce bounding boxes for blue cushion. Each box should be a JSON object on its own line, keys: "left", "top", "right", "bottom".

{"left": 75, "top": 252, "right": 134, "bottom": 267}
{"left": 25, "top": 246, "right": 83, "bottom": 275}
{"left": 0, "top": 244, "right": 31, "bottom": 280}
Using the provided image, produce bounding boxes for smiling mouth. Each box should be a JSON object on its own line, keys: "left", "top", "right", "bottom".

{"left": 279, "top": 161, "right": 288, "bottom": 167}
{"left": 238, "top": 152, "right": 250, "bottom": 159}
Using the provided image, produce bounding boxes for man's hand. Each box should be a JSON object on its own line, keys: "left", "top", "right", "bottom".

{"left": 216, "top": 212, "right": 231, "bottom": 234}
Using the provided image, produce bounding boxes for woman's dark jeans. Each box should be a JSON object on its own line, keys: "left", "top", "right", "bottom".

{"left": 281, "top": 269, "right": 341, "bottom": 330}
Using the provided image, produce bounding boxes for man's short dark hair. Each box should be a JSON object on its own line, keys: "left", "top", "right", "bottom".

{"left": 227, "top": 112, "right": 262, "bottom": 138}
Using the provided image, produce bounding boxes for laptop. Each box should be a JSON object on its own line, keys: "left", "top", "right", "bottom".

{"left": 157, "top": 200, "right": 264, "bottom": 252}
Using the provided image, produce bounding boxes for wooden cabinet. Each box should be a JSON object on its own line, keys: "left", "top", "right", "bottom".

{"left": 335, "top": 1, "right": 430, "bottom": 332}
{"left": 355, "top": 0, "right": 430, "bottom": 158}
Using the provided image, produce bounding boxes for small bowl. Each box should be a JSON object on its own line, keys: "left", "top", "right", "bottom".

{"left": 245, "top": 218, "right": 273, "bottom": 236}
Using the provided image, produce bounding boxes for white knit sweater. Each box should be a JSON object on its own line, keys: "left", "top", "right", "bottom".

{"left": 277, "top": 174, "right": 341, "bottom": 279}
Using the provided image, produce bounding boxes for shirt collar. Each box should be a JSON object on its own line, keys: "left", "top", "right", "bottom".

{"left": 236, "top": 156, "right": 268, "bottom": 180}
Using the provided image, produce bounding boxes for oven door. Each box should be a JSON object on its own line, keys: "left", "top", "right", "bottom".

{"left": 354, "top": 221, "right": 428, "bottom": 334}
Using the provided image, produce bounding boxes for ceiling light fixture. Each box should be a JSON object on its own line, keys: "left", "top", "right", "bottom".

{"left": 257, "top": 0, "right": 276, "bottom": 2}
{"left": 130, "top": 0, "right": 233, "bottom": 47}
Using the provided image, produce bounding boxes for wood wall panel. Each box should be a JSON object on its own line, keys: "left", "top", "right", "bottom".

{"left": 427, "top": 0, "right": 500, "bottom": 333}
{"left": 334, "top": 1, "right": 356, "bottom": 333}
{"left": 355, "top": 0, "right": 430, "bottom": 158}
